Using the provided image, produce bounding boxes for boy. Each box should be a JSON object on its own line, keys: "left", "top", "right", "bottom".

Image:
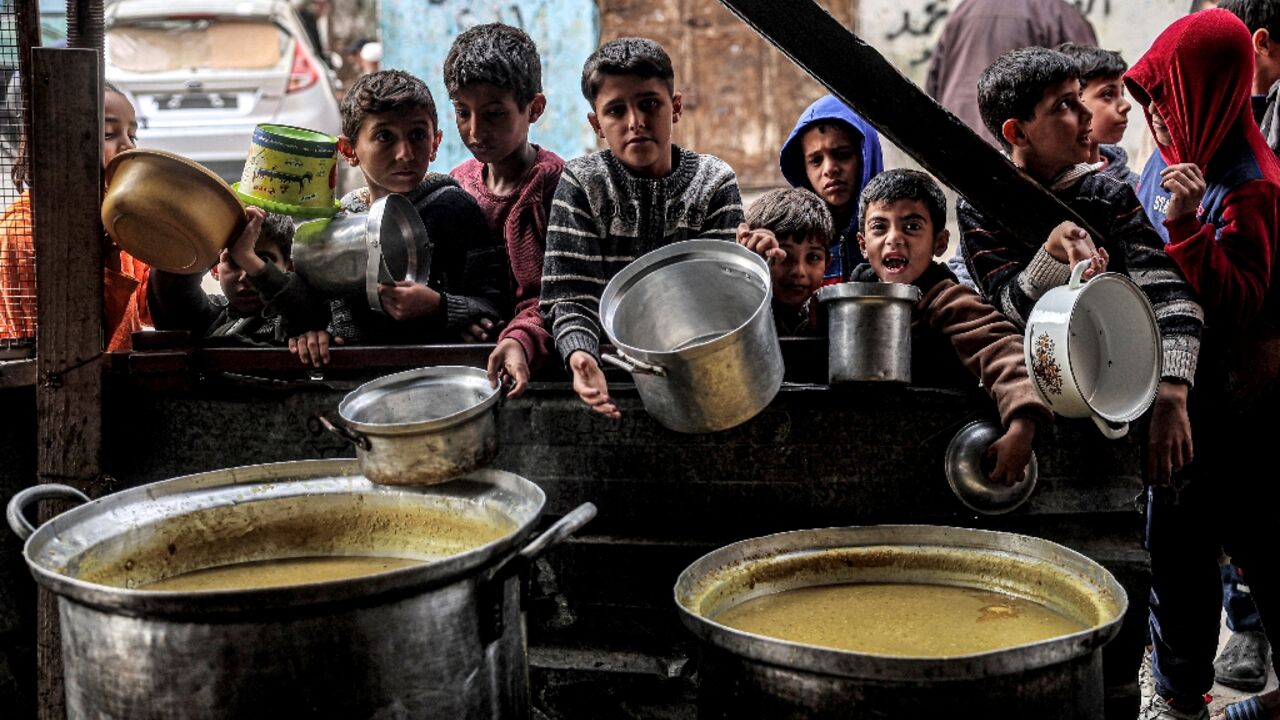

{"left": 1221, "top": 0, "right": 1280, "bottom": 148}
{"left": 290, "top": 69, "right": 509, "bottom": 365}
{"left": 1126, "top": 11, "right": 1280, "bottom": 720}
{"left": 852, "top": 170, "right": 1050, "bottom": 484}
{"left": 1057, "top": 42, "right": 1138, "bottom": 187}
{"left": 959, "top": 47, "right": 1203, "bottom": 492}
{"left": 444, "top": 23, "right": 564, "bottom": 398}
{"left": 540, "top": 37, "right": 745, "bottom": 419}
{"left": 741, "top": 188, "right": 830, "bottom": 336}
{"left": 147, "top": 208, "right": 309, "bottom": 345}
{"left": 778, "top": 95, "right": 883, "bottom": 282}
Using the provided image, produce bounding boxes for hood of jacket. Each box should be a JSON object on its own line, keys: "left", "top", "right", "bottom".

{"left": 1125, "top": 8, "right": 1279, "bottom": 183}
{"left": 779, "top": 95, "right": 884, "bottom": 225}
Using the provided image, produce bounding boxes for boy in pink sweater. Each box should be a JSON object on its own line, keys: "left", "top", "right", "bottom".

{"left": 445, "top": 23, "right": 564, "bottom": 397}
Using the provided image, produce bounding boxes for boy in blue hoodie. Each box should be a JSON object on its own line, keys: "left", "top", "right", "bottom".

{"left": 778, "top": 95, "right": 884, "bottom": 283}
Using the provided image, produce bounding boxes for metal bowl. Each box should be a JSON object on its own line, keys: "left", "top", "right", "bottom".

{"left": 944, "top": 420, "right": 1038, "bottom": 515}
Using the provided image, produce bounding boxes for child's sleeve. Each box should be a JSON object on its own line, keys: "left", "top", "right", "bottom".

{"left": 927, "top": 281, "right": 1053, "bottom": 429}
{"left": 433, "top": 191, "right": 508, "bottom": 333}
{"left": 696, "top": 163, "right": 745, "bottom": 239}
{"left": 958, "top": 197, "right": 1069, "bottom": 328}
{"left": 540, "top": 168, "right": 608, "bottom": 364}
{"left": 1112, "top": 187, "right": 1204, "bottom": 385}
{"left": 146, "top": 267, "right": 223, "bottom": 336}
{"left": 1163, "top": 179, "right": 1278, "bottom": 330}
{"left": 496, "top": 170, "right": 559, "bottom": 370}
{"left": 246, "top": 264, "right": 333, "bottom": 338}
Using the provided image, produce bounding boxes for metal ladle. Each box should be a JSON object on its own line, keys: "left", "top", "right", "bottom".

{"left": 944, "top": 420, "right": 1038, "bottom": 515}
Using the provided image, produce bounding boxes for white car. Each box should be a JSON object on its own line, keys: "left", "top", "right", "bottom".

{"left": 104, "top": 0, "right": 341, "bottom": 182}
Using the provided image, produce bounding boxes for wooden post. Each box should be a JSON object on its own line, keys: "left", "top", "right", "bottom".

{"left": 717, "top": 0, "right": 1104, "bottom": 244}
{"left": 30, "top": 47, "right": 104, "bottom": 720}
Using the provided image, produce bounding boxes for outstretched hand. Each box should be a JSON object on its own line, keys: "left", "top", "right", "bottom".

{"left": 487, "top": 338, "right": 530, "bottom": 398}
{"left": 1146, "top": 381, "right": 1192, "bottom": 485}
{"left": 1045, "top": 221, "right": 1108, "bottom": 280}
{"left": 290, "top": 330, "right": 343, "bottom": 367}
{"left": 569, "top": 351, "right": 620, "bottom": 420}
{"left": 378, "top": 281, "right": 441, "bottom": 321}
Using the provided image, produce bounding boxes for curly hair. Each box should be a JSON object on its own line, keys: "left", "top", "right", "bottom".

{"left": 443, "top": 23, "right": 543, "bottom": 106}
{"left": 746, "top": 188, "right": 834, "bottom": 248}
{"left": 340, "top": 69, "right": 437, "bottom": 139}
{"left": 580, "top": 37, "right": 674, "bottom": 105}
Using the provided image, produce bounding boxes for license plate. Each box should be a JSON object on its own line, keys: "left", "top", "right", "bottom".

{"left": 153, "top": 93, "right": 238, "bottom": 110}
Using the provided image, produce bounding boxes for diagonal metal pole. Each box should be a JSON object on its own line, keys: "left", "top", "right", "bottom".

{"left": 718, "top": 0, "right": 1103, "bottom": 246}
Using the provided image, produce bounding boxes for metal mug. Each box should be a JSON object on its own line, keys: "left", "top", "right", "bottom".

{"left": 818, "top": 282, "right": 922, "bottom": 383}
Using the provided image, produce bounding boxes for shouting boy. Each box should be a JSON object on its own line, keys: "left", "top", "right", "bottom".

{"left": 540, "top": 37, "right": 745, "bottom": 419}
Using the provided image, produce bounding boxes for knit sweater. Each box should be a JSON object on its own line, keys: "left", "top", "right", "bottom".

{"left": 451, "top": 147, "right": 564, "bottom": 368}
{"left": 850, "top": 262, "right": 1053, "bottom": 428}
{"left": 333, "top": 174, "right": 509, "bottom": 344}
{"left": 959, "top": 170, "right": 1203, "bottom": 385}
{"left": 540, "top": 146, "right": 744, "bottom": 363}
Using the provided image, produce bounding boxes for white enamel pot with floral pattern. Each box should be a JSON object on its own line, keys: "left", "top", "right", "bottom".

{"left": 1024, "top": 259, "right": 1161, "bottom": 439}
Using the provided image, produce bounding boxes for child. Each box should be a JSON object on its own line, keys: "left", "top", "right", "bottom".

{"left": 540, "top": 37, "right": 745, "bottom": 419}
{"left": 444, "top": 22, "right": 564, "bottom": 398}
{"left": 1125, "top": 10, "right": 1280, "bottom": 720}
{"left": 959, "top": 46, "right": 1204, "bottom": 490}
{"left": 147, "top": 208, "right": 308, "bottom": 345}
{"left": 290, "top": 69, "right": 509, "bottom": 365}
{"left": 849, "top": 170, "right": 1049, "bottom": 483}
{"left": 0, "top": 83, "right": 150, "bottom": 351}
{"left": 1057, "top": 42, "right": 1138, "bottom": 187}
{"left": 778, "top": 95, "right": 884, "bottom": 283}
{"left": 741, "top": 188, "right": 830, "bottom": 336}
{"left": 1221, "top": 0, "right": 1280, "bottom": 145}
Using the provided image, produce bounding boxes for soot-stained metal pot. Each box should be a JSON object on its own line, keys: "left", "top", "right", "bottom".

{"left": 676, "top": 525, "right": 1127, "bottom": 720}
{"left": 599, "top": 239, "right": 784, "bottom": 433}
{"left": 817, "top": 282, "right": 921, "bottom": 383}
{"left": 323, "top": 366, "right": 503, "bottom": 485}
{"left": 7, "top": 459, "right": 595, "bottom": 720}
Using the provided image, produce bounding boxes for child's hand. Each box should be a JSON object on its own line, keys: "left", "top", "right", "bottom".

{"left": 1045, "top": 221, "right": 1106, "bottom": 279}
{"left": 1160, "top": 163, "right": 1206, "bottom": 221}
{"left": 985, "top": 417, "right": 1036, "bottom": 487}
{"left": 463, "top": 317, "right": 504, "bottom": 343}
{"left": 568, "top": 351, "right": 620, "bottom": 419}
{"left": 229, "top": 207, "right": 267, "bottom": 276}
{"left": 487, "top": 338, "right": 530, "bottom": 398}
{"left": 378, "top": 281, "right": 441, "bottom": 320}
{"left": 736, "top": 223, "right": 785, "bottom": 263}
{"left": 1147, "top": 380, "right": 1192, "bottom": 484}
{"left": 290, "top": 330, "right": 343, "bottom": 367}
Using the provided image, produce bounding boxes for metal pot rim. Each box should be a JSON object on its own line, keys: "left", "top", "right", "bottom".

{"left": 338, "top": 366, "right": 501, "bottom": 435}
{"left": 817, "top": 281, "right": 922, "bottom": 303}
{"left": 601, "top": 239, "right": 774, "bottom": 362}
{"left": 20, "top": 459, "right": 543, "bottom": 616}
{"left": 674, "top": 524, "right": 1128, "bottom": 681}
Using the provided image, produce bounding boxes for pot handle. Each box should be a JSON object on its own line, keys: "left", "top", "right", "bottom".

{"left": 602, "top": 351, "right": 667, "bottom": 377}
{"left": 1093, "top": 416, "right": 1129, "bottom": 440}
{"left": 7, "top": 484, "right": 91, "bottom": 541}
{"left": 317, "top": 414, "right": 372, "bottom": 451}
{"left": 517, "top": 502, "right": 597, "bottom": 564}
{"left": 1069, "top": 258, "right": 1093, "bottom": 290}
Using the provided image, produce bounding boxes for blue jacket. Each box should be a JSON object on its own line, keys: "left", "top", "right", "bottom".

{"left": 779, "top": 95, "right": 884, "bottom": 282}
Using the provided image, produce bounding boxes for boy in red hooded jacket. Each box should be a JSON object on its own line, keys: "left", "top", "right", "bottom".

{"left": 1126, "top": 9, "right": 1280, "bottom": 720}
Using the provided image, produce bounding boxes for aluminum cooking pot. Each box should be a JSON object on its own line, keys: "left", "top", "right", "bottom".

{"left": 6, "top": 459, "right": 596, "bottom": 720}
{"left": 676, "top": 525, "right": 1127, "bottom": 719}
{"left": 323, "top": 366, "right": 504, "bottom": 485}
{"left": 292, "top": 193, "right": 430, "bottom": 314}
{"left": 1025, "top": 259, "right": 1161, "bottom": 439}
{"left": 599, "top": 240, "right": 783, "bottom": 433}
{"left": 818, "top": 281, "right": 921, "bottom": 383}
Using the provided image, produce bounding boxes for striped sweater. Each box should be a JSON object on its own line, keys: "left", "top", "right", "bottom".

{"left": 540, "top": 146, "right": 744, "bottom": 363}
{"left": 958, "top": 170, "right": 1204, "bottom": 385}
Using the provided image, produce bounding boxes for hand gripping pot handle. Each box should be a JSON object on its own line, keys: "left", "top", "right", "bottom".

{"left": 7, "top": 484, "right": 91, "bottom": 541}
{"left": 602, "top": 351, "right": 667, "bottom": 377}
{"left": 1069, "top": 257, "right": 1092, "bottom": 290}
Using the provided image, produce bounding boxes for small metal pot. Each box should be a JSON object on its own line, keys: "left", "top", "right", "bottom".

{"left": 818, "top": 282, "right": 921, "bottom": 383}
{"left": 323, "top": 366, "right": 503, "bottom": 485}
{"left": 599, "top": 240, "right": 784, "bottom": 433}
{"left": 292, "top": 193, "right": 430, "bottom": 314}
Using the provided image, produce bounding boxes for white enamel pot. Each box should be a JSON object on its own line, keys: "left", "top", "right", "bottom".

{"left": 1024, "top": 259, "right": 1161, "bottom": 439}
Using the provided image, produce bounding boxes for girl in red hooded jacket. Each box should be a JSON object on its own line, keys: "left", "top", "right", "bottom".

{"left": 1126, "top": 9, "right": 1280, "bottom": 720}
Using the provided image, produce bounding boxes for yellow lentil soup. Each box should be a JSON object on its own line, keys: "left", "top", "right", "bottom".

{"left": 142, "top": 556, "right": 424, "bottom": 592}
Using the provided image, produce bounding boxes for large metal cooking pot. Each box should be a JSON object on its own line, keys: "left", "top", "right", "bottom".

{"left": 599, "top": 240, "right": 784, "bottom": 433}
{"left": 323, "top": 366, "right": 503, "bottom": 485}
{"left": 817, "top": 282, "right": 921, "bottom": 383}
{"left": 675, "top": 525, "right": 1127, "bottom": 719}
{"left": 7, "top": 459, "right": 595, "bottom": 720}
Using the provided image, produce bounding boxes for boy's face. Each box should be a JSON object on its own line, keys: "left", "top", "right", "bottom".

{"left": 340, "top": 107, "right": 442, "bottom": 200}
{"left": 770, "top": 232, "right": 829, "bottom": 309}
{"left": 1148, "top": 106, "right": 1174, "bottom": 147}
{"left": 800, "top": 124, "right": 861, "bottom": 212}
{"left": 1005, "top": 78, "right": 1093, "bottom": 179}
{"left": 103, "top": 90, "right": 138, "bottom": 171}
{"left": 1081, "top": 76, "right": 1131, "bottom": 146}
{"left": 587, "top": 74, "right": 683, "bottom": 179}
{"left": 213, "top": 242, "right": 290, "bottom": 314}
{"left": 857, "top": 199, "right": 949, "bottom": 286}
{"left": 451, "top": 82, "right": 546, "bottom": 166}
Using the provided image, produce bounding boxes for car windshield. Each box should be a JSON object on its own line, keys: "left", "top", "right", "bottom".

{"left": 107, "top": 18, "right": 288, "bottom": 73}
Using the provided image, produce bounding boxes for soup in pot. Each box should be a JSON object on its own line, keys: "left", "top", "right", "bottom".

{"left": 714, "top": 582, "right": 1087, "bottom": 656}
{"left": 142, "top": 556, "right": 424, "bottom": 591}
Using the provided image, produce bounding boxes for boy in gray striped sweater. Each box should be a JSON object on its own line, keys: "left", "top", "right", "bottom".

{"left": 540, "top": 37, "right": 746, "bottom": 418}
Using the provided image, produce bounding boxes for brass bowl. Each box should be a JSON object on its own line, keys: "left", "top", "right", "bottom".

{"left": 103, "top": 149, "right": 247, "bottom": 274}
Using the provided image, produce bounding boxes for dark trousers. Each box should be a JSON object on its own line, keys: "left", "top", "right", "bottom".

{"left": 1223, "top": 561, "right": 1265, "bottom": 634}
